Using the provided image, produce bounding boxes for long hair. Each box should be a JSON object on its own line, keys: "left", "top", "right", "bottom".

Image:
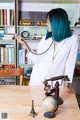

{"left": 46, "top": 8, "right": 72, "bottom": 42}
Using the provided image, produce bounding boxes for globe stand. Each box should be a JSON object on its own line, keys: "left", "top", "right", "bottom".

{"left": 53, "top": 81, "right": 63, "bottom": 105}
{"left": 44, "top": 111, "right": 55, "bottom": 118}
{"left": 53, "top": 95, "right": 63, "bottom": 105}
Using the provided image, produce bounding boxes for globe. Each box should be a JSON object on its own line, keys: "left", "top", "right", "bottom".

{"left": 42, "top": 96, "right": 57, "bottom": 112}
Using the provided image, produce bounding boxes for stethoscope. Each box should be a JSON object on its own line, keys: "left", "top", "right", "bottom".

{"left": 21, "top": 38, "right": 53, "bottom": 55}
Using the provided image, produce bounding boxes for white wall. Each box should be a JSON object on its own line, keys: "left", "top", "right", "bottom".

{"left": 19, "top": 3, "right": 76, "bottom": 11}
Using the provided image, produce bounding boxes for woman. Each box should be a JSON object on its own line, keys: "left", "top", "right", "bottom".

{"left": 16, "top": 8, "right": 79, "bottom": 90}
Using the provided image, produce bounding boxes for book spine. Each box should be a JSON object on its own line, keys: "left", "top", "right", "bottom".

{"left": 0, "top": 47, "right": 1, "bottom": 63}
{"left": 6, "top": 47, "right": 9, "bottom": 63}
{"left": 1, "top": 47, "right": 4, "bottom": 63}
{"left": 18, "top": 49, "right": 27, "bottom": 64}
{"left": 3, "top": 47, "right": 6, "bottom": 63}
{"left": 11, "top": 47, "right": 15, "bottom": 63}
{"left": 7, "top": 9, "right": 10, "bottom": 26}
{"left": 0, "top": 9, "right": 14, "bottom": 26}
{"left": 8, "top": 47, "right": 12, "bottom": 63}
{"left": 3, "top": 9, "right": 7, "bottom": 25}
{"left": 0, "top": 9, "right": 3, "bottom": 25}
{"left": 18, "top": 50, "right": 23, "bottom": 64}
{"left": 0, "top": 9, "right": 1, "bottom": 25}
{"left": 10, "top": 10, "right": 14, "bottom": 25}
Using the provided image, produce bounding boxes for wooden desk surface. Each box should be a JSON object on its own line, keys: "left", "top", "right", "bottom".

{"left": 0, "top": 85, "right": 80, "bottom": 120}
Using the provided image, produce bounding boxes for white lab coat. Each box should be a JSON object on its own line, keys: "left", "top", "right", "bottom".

{"left": 27, "top": 34, "right": 79, "bottom": 86}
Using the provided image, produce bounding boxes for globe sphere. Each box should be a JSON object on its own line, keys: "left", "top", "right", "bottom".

{"left": 42, "top": 96, "right": 57, "bottom": 112}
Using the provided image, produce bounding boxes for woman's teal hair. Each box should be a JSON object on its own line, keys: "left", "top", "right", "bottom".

{"left": 46, "top": 8, "right": 72, "bottom": 42}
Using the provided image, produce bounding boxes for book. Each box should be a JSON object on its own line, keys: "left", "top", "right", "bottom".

{"left": 3, "top": 9, "right": 7, "bottom": 25}
{"left": 7, "top": 9, "right": 10, "bottom": 26}
{"left": 0, "top": 9, "right": 1, "bottom": 25}
{"left": 2, "top": 37, "right": 14, "bottom": 40}
{"left": 0, "top": 45, "right": 6, "bottom": 63}
{"left": 10, "top": 10, "right": 14, "bottom": 25}
{"left": 18, "top": 49, "right": 27, "bottom": 64}
{"left": 4, "top": 34, "right": 14, "bottom": 38}
{"left": 6, "top": 45, "right": 15, "bottom": 64}
{"left": 2, "top": 34, "right": 14, "bottom": 40}
{"left": 0, "top": 47, "right": 6, "bottom": 63}
{"left": 0, "top": 9, "right": 3, "bottom": 25}
{"left": 0, "top": 9, "right": 14, "bottom": 26}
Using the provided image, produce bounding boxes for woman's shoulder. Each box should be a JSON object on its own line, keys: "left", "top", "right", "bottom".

{"left": 71, "top": 33, "right": 78, "bottom": 39}
{"left": 70, "top": 34, "right": 79, "bottom": 45}
{"left": 67, "top": 33, "right": 78, "bottom": 42}
{"left": 65, "top": 34, "right": 78, "bottom": 46}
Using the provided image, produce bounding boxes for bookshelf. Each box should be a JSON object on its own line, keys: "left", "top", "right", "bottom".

{"left": 0, "top": 0, "right": 15, "bottom": 65}
{"left": 0, "top": 0, "right": 18, "bottom": 85}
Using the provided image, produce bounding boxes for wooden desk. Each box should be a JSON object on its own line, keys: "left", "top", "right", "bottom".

{"left": 0, "top": 85, "right": 80, "bottom": 120}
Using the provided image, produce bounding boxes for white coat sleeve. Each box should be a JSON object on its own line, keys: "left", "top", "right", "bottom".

{"left": 26, "top": 36, "right": 45, "bottom": 64}
{"left": 65, "top": 37, "right": 79, "bottom": 83}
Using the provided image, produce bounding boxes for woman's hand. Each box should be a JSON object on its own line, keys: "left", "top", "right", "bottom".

{"left": 66, "top": 83, "right": 76, "bottom": 94}
{"left": 15, "top": 34, "right": 30, "bottom": 53}
{"left": 66, "top": 87, "right": 76, "bottom": 94}
{"left": 15, "top": 35, "right": 24, "bottom": 45}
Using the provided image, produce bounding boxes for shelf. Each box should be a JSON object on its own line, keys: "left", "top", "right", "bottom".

{"left": 19, "top": 0, "right": 80, "bottom": 4}
{"left": 18, "top": 25, "right": 47, "bottom": 27}
{"left": 0, "top": 40, "right": 15, "bottom": 45}
{"left": 71, "top": 26, "right": 80, "bottom": 28}
{"left": 0, "top": 0, "right": 14, "bottom": 3}
{"left": 18, "top": 25, "right": 80, "bottom": 28}
{"left": 0, "top": 1, "right": 14, "bottom": 10}
{"left": 18, "top": 25, "right": 47, "bottom": 40}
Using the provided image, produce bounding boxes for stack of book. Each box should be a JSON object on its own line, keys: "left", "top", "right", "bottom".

{"left": 0, "top": 44, "right": 15, "bottom": 64}
{"left": 2, "top": 34, "right": 14, "bottom": 40}
{"left": 0, "top": 9, "right": 14, "bottom": 26}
